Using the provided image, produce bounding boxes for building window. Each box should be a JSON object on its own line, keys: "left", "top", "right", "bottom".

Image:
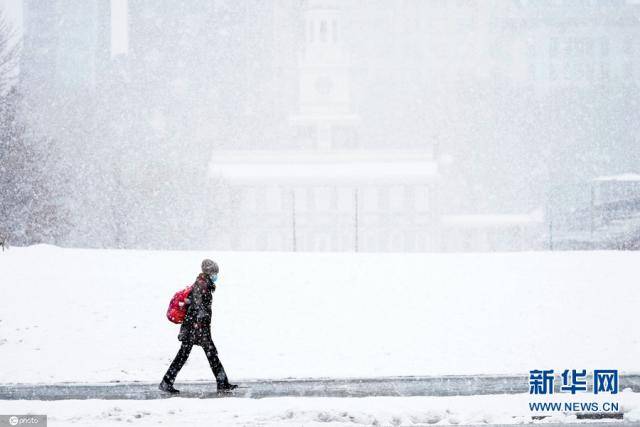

{"left": 600, "top": 62, "right": 609, "bottom": 82}
{"left": 585, "top": 38, "right": 594, "bottom": 57}
{"left": 362, "top": 187, "right": 378, "bottom": 212}
{"left": 294, "top": 188, "right": 308, "bottom": 212}
{"left": 378, "top": 187, "right": 389, "bottom": 210}
{"left": 308, "top": 21, "right": 315, "bottom": 43}
{"left": 415, "top": 186, "right": 430, "bottom": 212}
{"left": 625, "top": 62, "right": 633, "bottom": 80}
{"left": 332, "top": 20, "right": 338, "bottom": 43}
{"left": 390, "top": 232, "right": 405, "bottom": 251}
{"left": 313, "top": 232, "right": 331, "bottom": 251}
{"left": 389, "top": 186, "right": 405, "bottom": 212}
{"left": 337, "top": 188, "right": 352, "bottom": 212}
{"left": 600, "top": 37, "right": 609, "bottom": 57}
{"left": 549, "top": 37, "right": 558, "bottom": 58}
{"left": 315, "top": 186, "right": 332, "bottom": 211}
{"left": 305, "top": 188, "right": 315, "bottom": 211}
{"left": 241, "top": 187, "right": 257, "bottom": 212}
{"left": 624, "top": 37, "right": 633, "bottom": 56}
{"left": 332, "top": 126, "right": 357, "bottom": 148}
{"left": 295, "top": 125, "right": 317, "bottom": 148}
{"left": 265, "top": 186, "right": 282, "bottom": 212}
{"left": 320, "top": 20, "right": 327, "bottom": 43}
{"left": 549, "top": 62, "right": 557, "bottom": 81}
{"left": 586, "top": 60, "right": 595, "bottom": 82}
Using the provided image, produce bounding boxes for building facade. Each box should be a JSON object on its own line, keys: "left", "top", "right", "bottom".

{"left": 209, "top": 1, "right": 441, "bottom": 252}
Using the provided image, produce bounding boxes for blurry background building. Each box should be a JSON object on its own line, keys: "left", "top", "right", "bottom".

{"left": 12, "top": 0, "right": 640, "bottom": 251}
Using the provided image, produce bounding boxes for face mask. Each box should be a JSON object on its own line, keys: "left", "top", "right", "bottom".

{"left": 209, "top": 273, "right": 218, "bottom": 283}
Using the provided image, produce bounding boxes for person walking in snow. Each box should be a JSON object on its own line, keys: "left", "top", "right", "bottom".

{"left": 159, "top": 259, "right": 237, "bottom": 394}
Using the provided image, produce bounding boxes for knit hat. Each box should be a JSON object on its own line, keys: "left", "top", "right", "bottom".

{"left": 201, "top": 259, "right": 219, "bottom": 275}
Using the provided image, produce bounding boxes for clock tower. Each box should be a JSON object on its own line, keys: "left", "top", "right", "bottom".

{"left": 290, "top": 0, "right": 358, "bottom": 149}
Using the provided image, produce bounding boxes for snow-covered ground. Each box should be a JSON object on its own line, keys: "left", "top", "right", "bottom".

{"left": 0, "top": 245, "right": 639, "bottom": 384}
{"left": 3, "top": 390, "right": 640, "bottom": 426}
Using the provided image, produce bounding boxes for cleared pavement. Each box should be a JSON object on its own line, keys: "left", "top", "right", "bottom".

{"left": 1, "top": 374, "right": 638, "bottom": 400}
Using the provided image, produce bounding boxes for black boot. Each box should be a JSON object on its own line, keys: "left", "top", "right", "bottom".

{"left": 217, "top": 382, "right": 238, "bottom": 392}
{"left": 159, "top": 379, "right": 180, "bottom": 394}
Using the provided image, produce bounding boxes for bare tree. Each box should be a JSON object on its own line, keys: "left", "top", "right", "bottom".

{"left": 0, "top": 12, "right": 18, "bottom": 249}
{"left": 0, "top": 231, "right": 7, "bottom": 251}
{"left": 0, "top": 11, "right": 20, "bottom": 95}
{"left": 0, "top": 11, "right": 69, "bottom": 247}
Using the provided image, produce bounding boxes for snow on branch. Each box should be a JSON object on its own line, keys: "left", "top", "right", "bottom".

{"left": 0, "top": 11, "right": 20, "bottom": 95}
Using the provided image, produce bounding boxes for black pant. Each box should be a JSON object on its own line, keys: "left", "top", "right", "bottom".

{"left": 163, "top": 339, "right": 229, "bottom": 386}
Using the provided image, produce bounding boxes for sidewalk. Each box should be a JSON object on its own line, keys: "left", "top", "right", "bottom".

{"left": 1, "top": 375, "right": 639, "bottom": 400}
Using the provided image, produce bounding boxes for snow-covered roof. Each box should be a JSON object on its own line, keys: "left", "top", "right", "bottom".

{"left": 441, "top": 211, "right": 544, "bottom": 228}
{"left": 208, "top": 150, "right": 438, "bottom": 185}
{"left": 288, "top": 113, "right": 360, "bottom": 124}
{"left": 592, "top": 173, "right": 640, "bottom": 182}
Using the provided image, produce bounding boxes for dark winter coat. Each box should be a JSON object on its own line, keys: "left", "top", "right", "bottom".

{"left": 178, "top": 273, "right": 216, "bottom": 345}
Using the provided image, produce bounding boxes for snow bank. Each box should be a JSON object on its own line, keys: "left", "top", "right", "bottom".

{"left": 0, "top": 245, "right": 638, "bottom": 383}
{"left": 3, "top": 390, "right": 640, "bottom": 426}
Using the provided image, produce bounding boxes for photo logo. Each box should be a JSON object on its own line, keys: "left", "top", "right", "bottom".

{"left": 1, "top": 415, "right": 45, "bottom": 426}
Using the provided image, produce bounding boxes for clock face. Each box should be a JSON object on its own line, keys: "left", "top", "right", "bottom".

{"left": 315, "top": 76, "right": 333, "bottom": 95}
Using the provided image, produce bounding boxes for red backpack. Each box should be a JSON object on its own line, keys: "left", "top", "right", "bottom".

{"left": 166, "top": 285, "right": 193, "bottom": 324}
